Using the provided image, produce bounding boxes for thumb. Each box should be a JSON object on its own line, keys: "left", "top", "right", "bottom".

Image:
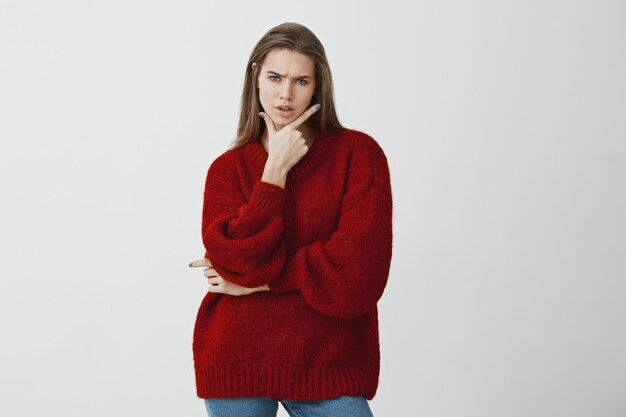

{"left": 259, "top": 111, "right": 276, "bottom": 134}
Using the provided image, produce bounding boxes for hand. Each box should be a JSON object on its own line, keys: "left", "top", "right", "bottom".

{"left": 188, "top": 258, "right": 270, "bottom": 296}
{"left": 259, "top": 103, "right": 320, "bottom": 172}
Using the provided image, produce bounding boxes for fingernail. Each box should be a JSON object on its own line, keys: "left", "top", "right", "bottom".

{"left": 259, "top": 112, "right": 265, "bottom": 119}
{"left": 188, "top": 262, "right": 193, "bottom": 267}
{"left": 314, "top": 103, "right": 321, "bottom": 110}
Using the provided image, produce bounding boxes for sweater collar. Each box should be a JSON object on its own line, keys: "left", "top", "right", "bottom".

{"left": 245, "top": 130, "right": 336, "bottom": 179}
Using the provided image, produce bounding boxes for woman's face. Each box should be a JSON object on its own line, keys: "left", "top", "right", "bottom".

{"left": 253, "top": 48, "right": 317, "bottom": 130}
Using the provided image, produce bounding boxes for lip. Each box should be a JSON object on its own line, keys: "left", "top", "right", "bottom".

{"left": 274, "top": 106, "right": 295, "bottom": 117}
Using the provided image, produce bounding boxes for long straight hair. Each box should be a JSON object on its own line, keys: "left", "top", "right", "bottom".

{"left": 229, "top": 22, "right": 345, "bottom": 149}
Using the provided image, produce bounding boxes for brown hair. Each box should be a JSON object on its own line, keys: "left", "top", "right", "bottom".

{"left": 229, "top": 22, "right": 345, "bottom": 149}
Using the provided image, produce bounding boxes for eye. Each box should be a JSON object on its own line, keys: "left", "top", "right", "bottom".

{"left": 269, "top": 75, "right": 279, "bottom": 81}
{"left": 296, "top": 79, "right": 308, "bottom": 85}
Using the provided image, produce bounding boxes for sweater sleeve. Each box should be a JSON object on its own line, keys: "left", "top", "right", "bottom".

{"left": 201, "top": 152, "right": 287, "bottom": 288}
{"left": 267, "top": 139, "right": 393, "bottom": 319}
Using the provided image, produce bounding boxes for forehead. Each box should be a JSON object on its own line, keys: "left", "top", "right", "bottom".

{"left": 263, "top": 48, "right": 314, "bottom": 76}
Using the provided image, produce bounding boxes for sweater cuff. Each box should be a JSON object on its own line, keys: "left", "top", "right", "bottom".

{"left": 268, "top": 260, "right": 299, "bottom": 294}
{"left": 252, "top": 180, "right": 286, "bottom": 215}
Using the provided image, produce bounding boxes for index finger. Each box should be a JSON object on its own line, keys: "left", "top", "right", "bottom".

{"left": 286, "top": 103, "right": 321, "bottom": 130}
{"left": 189, "top": 258, "right": 212, "bottom": 268}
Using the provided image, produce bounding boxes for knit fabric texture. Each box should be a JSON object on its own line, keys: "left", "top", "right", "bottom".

{"left": 193, "top": 128, "right": 393, "bottom": 401}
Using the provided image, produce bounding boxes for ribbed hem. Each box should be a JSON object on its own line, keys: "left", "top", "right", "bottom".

{"left": 195, "top": 364, "right": 379, "bottom": 400}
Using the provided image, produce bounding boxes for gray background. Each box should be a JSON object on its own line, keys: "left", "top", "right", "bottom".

{"left": 1, "top": 0, "right": 625, "bottom": 416}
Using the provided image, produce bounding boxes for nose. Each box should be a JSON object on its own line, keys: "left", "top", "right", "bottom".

{"left": 280, "top": 82, "right": 293, "bottom": 101}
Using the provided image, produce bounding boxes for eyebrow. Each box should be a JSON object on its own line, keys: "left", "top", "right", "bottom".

{"left": 266, "top": 70, "right": 312, "bottom": 80}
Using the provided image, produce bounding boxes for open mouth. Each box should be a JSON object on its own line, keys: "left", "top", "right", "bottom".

{"left": 275, "top": 106, "right": 295, "bottom": 116}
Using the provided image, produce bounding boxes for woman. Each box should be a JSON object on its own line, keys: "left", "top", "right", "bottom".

{"left": 189, "top": 22, "right": 393, "bottom": 417}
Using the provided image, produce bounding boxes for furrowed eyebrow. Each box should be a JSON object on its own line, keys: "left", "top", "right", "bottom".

{"left": 266, "top": 70, "right": 312, "bottom": 80}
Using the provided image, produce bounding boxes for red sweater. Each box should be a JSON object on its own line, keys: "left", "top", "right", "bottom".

{"left": 193, "top": 128, "right": 393, "bottom": 400}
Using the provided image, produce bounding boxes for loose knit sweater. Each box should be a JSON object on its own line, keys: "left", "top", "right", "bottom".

{"left": 193, "top": 127, "right": 393, "bottom": 401}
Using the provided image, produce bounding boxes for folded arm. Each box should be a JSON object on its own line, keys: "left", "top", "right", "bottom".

{"left": 201, "top": 154, "right": 287, "bottom": 288}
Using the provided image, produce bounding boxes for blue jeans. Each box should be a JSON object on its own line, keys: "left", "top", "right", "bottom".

{"left": 203, "top": 395, "right": 374, "bottom": 417}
